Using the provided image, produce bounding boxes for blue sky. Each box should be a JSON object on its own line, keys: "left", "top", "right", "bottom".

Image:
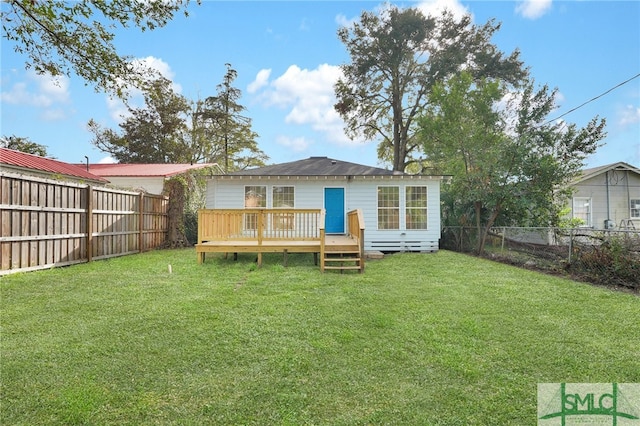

{"left": 2, "top": 0, "right": 639, "bottom": 169}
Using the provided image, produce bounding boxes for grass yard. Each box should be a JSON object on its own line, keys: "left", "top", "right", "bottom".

{"left": 1, "top": 249, "right": 638, "bottom": 425}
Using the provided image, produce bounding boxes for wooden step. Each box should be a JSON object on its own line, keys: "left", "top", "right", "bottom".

{"left": 323, "top": 265, "right": 363, "bottom": 270}
{"left": 324, "top": 251, "right": 360, "bottom": 255}
{"left": 324, "top": 257, "right": 361, "bottom": 262}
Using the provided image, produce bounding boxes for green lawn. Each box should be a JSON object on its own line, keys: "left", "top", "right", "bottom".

{"left": 1, "top": 249, "right": 638, "bottom": 425}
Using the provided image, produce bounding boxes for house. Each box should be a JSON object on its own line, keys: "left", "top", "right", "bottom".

{"left": 569, "top": 161, "right": 640, "bottom": 230}
{"left": 204, "top": 156, "right": 443, "bottom": 252}
{"left": 86, "top": 163, "right": 221, "bottom": 195}
{"left": 1, "top": 148, "right": 108, "bottom": 185}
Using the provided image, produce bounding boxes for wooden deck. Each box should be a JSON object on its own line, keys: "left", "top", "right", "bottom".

{"left": 196, "top": 209, "right": 365, "bottom": 272}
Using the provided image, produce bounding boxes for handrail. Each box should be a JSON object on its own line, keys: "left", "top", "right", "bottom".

{"left": 319, "top": 209, "right": 326, "bottom": 272}
{"left": 347, "top": 209, "right": 365, "bottom": 272}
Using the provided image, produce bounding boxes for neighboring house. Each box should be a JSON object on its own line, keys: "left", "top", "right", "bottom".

{"left": 569, "top": 161, "right": 640, "bottom": 230}
{"left": 205, "top": 156, "right": 444, "bottom": 252}
{"left": 87, "top": 163, "right": 220, "bottom": 195}
{"left": 0, "top": 148, "right": 108, "bottom": 185}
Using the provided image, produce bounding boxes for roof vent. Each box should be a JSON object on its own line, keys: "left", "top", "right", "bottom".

{"left": 331, "top": 160, "right": 337, "bottom": 165}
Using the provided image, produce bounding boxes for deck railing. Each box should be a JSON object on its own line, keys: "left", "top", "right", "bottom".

{"left": 347, "top": 209, "right": 365, "bottom": 271}
{"left": 198, "top": 209, "right": 324, "bottom": 244}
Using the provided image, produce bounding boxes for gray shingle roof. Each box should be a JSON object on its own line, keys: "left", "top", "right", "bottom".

{"left": 230, "top": 157, "right": 402, "bottom": 176}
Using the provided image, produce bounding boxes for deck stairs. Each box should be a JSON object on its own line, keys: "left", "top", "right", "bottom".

{"left": 323, "top": 235, "right": 363, "bottom": 273}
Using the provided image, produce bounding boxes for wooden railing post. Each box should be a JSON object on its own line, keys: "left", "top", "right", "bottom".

{"left": 319, "top": 209, "right": 326, "bottom": 272}
{"left": 358, "top": 208, "right": 365, "bottom": 272}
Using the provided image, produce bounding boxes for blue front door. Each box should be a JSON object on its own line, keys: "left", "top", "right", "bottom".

{"left": 324, "top": 188, "right": 345, "bottom": 234}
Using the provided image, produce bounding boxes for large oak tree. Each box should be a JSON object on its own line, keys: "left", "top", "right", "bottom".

{"left": 334, "top": 6, "right": 526, "bottom": 172}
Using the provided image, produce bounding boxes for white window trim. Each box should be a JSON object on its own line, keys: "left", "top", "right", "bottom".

{"left": 377, "top": 185, "right": 400, "bottom": 230}
{"left": 272, "top": 186, "right": 295, "bottom": 209}
{"left": 572, "top": 197, "right": 592, "bottom": 227}
{"left": 631, "top": 199, "right": 640, "bottom": 219}
{"left": 405, "top": 185, "right": 428, "bottom": 230}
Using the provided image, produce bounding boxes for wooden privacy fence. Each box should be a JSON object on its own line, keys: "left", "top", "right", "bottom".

{"left": 0, "top": 172, "right": 169, "bottom": 275}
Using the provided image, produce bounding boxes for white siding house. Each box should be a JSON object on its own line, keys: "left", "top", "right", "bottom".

{"left": 205, "top": 157, "right": 443, "bottom": 252}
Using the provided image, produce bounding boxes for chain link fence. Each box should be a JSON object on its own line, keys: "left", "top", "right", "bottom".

{"left": 441, "top": 226, "right": 640, "bottom": 290}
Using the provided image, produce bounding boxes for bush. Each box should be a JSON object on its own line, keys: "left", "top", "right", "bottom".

{"left": 184, "top": 210, "right": 198, "bottom": 245}
{"left": 573, "top": 237, "right": 640, "bottom": 289}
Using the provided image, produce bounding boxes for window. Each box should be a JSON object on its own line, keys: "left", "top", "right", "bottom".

{"left": 406, "top": 186, "right": 428, "bottom": 229}
{"left": 273, "top": 186, "right": 294, "bottom": 208}
{"left": 272, "top": 186, "right": 294, "bottom": 230}
{"left": 244, "top": 186, "right": 266, "bottom": 208}
{"left": 244, "top": 186, "right": 266, "bottom": 230}
{"left": 378, "top": 186, "right": 399, "bottom": 230}
{"left": 631, "top": 199, "right": 640, "bottom": 219}
{"left": 572, "top": 197, "right": 591, "bottom": 227}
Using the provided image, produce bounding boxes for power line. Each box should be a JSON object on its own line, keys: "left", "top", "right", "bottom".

{"left": 543, "top": 72, "right": 640, "bottom": 126}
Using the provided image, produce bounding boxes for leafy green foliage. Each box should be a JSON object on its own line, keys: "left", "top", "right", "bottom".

{"left": 2, "top": 0, "right": 194, "bottom": 97}
{"left": 197, "top": 64, "right": 268, "bottom": 172}
{"left": 1, "top": 135, "right": 48, "bottom": 156}
{"left": 419, "top": 72, "right": 605, "bottom": 252}
{"left": 334, "top": 6, "right": 525, "bottom": 171}
{"left": 89, "top": 67, "right": 267, "bottom": 169}
{"left": 89, "top": 77, "right": 191, "bottom": 163}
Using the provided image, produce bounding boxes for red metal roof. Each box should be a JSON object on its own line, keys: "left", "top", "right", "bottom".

{"left": 0, "top": 148, "right": 108, "bottom": 183}
{"left": 86, "top": 163, "right": 219, "bottom": 177}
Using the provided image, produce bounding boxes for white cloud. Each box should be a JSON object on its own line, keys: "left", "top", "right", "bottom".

{"left": 335, "top": 13, "right": 357, "bottom": 28}
{"left": 35, "top": 73, "right": 70, "bottom": 103}
{"left": 0, "top": 71, "right": 71, "bottom": 121}
{"left": 1, "top": 72, "right": 70, "bottom": 108}
{"left": 252, "top": 63, "right": 361, "bottom": 146}
{"left": 98, "top": 155, "right": 117, "bottom": 164}
{"left": 515, "top": 0, "right": 553, "bottom": 20}
{"left": 417, "top": 0, "right": 470, "bottom": 20}
{"left": 107, "top": 56, "right": 179, "bottom": 123}
{"left": 40, "top": 108, "right": 67, "bottom": 121}
{"left": 276, "top": 135, "right": 310, "bottom": 153}
{"left": 619, "top": 104, "right": 640, "bottom": 126}
{"left": 107, "top": 96, "right": 131, "bottom": 122}
{"left": 248, "top": 69, "right": 271, "bottom": 94}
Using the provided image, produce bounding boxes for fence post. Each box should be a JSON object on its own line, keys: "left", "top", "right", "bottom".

{"left": 501, "top": 227, "right": 506, "bottom": 253}
{"left": 568, "top": 228, "right": 573, "bottom": 263}
{"left": 138, "top": 192, "right": 144, "bottom": 252}
{"left": 86, "top": 185, "right": 93, "bottom": 263}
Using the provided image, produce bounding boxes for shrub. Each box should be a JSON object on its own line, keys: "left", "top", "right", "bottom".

{"left": 574, "top": 236, "right": 640, "bottom": 289}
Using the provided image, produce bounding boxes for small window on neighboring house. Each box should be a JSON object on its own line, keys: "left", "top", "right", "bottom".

{"left": 631, "top": 199, "right": 640, "bottom": 218}
{"left": 378, "top": 186, "right": 400, "bottom": 230}
{"left": 573, "top": 197, "right": 592, "bottom": 227}
{"left": 244, "top": 186, "right": 266, "bottom": 230}
{"left": 406, "top": 186, "right": 428, "bottom": 229}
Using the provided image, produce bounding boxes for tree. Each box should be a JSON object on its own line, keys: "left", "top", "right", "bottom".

{"left": 2, "top": 0, "right": 193, "bottom": 97}
{"left": 89, "top": 67, "right": 267, "bottom": 170}
{"left": 89, "top": 77, "right": 191, "bottom": 163}
{"left": 198, "top": 64, "right": 267, "bottom": 172}
{"left": 418, "top": 72, "right": 606, "bottom": 253}
{"left": 1, "top": 135, "right": 48, "bottom": 156}
{"left": 334, "top": 6, "right": 526, "bottom": 172}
